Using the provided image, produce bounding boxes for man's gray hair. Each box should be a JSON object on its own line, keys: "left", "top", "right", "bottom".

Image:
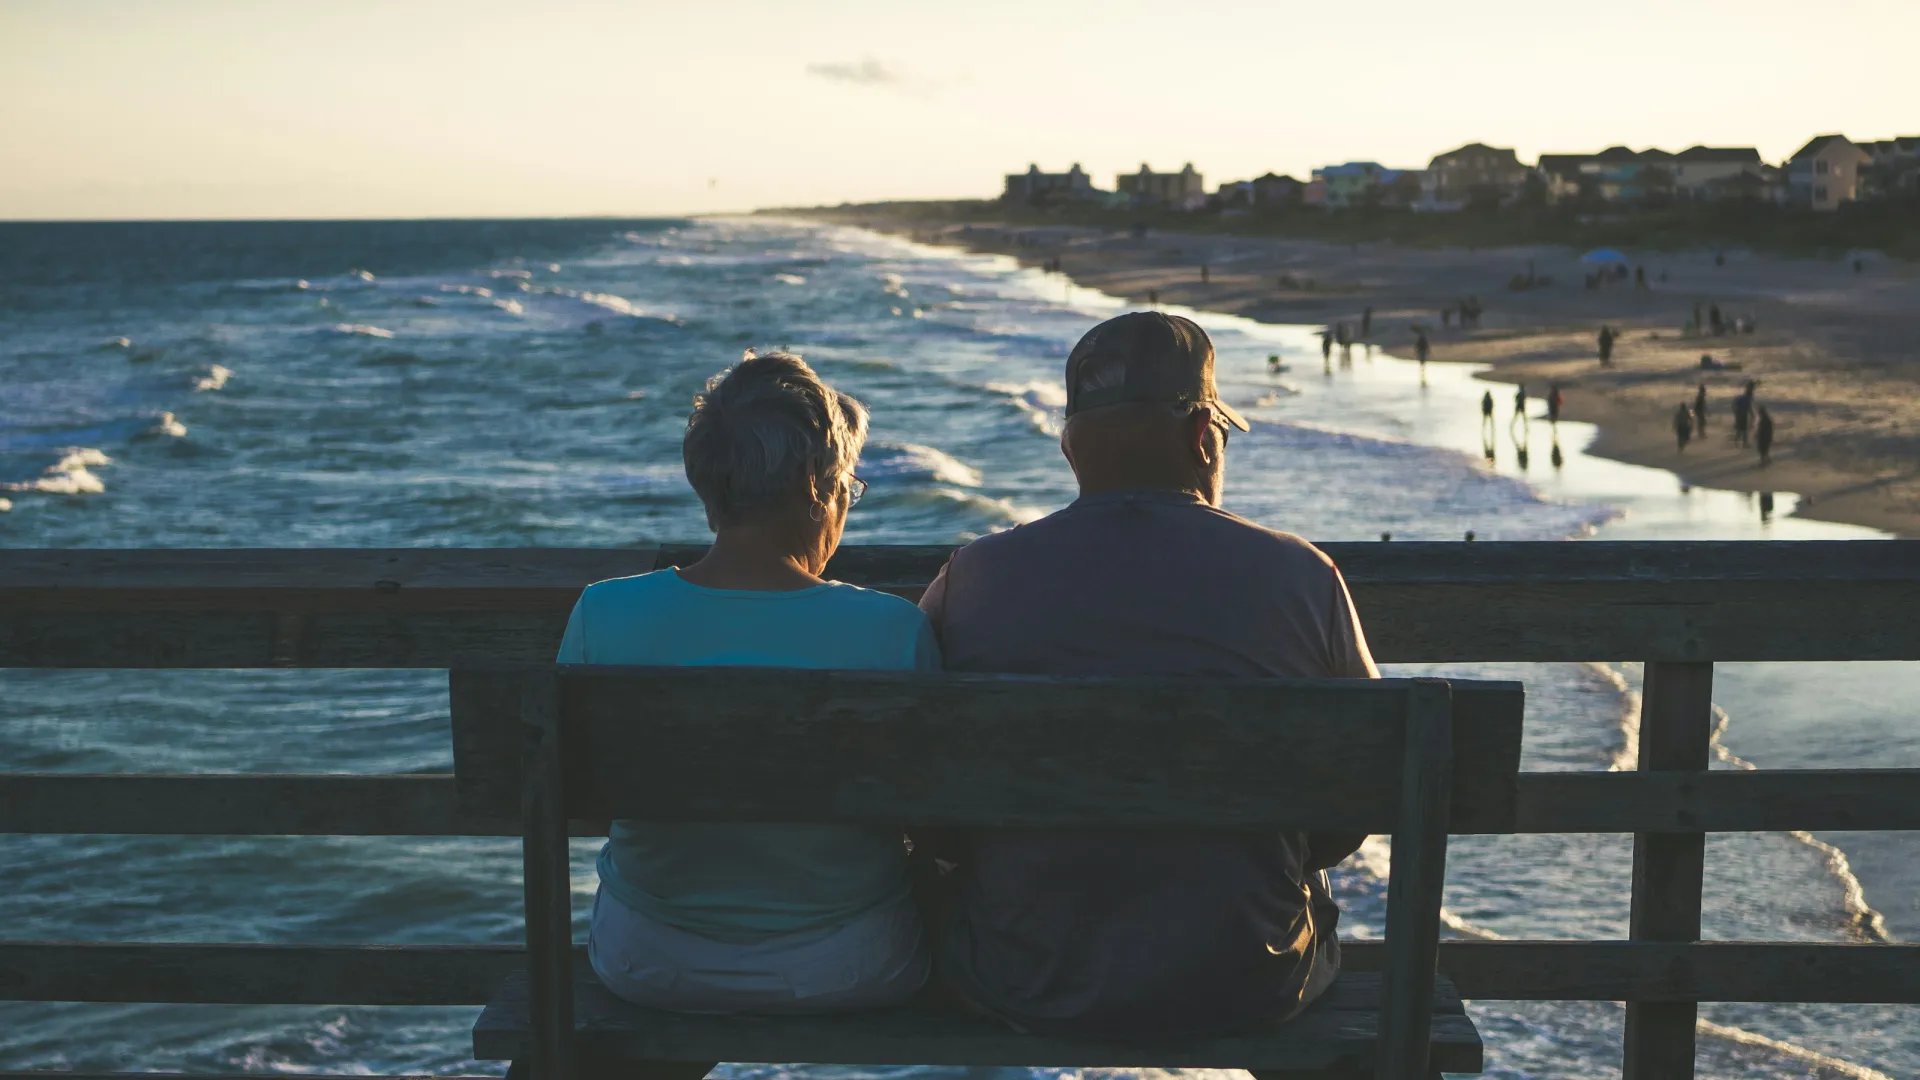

{"left": 683, "top": 350, "right": 869, "bottom": 526}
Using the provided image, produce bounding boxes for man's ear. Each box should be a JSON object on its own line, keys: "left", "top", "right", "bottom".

{"left": 1188, "top": 407, "right": 1217, "bottom": 467}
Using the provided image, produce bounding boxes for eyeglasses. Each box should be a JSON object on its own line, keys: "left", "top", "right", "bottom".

{"left": 847, "top": 475, "right": 868, "bottom": 506}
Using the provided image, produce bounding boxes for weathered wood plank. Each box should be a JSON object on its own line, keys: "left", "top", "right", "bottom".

{"left": 450, "top": 670, "right": 1524, "bottom": 831}
{"left": 5, "top": 940, "right": 1917, "bottom": 1005}
{"left": 472, "top": 966, "right": 1483, "bottom": 1072}
{"left": 1623, "top": 661, "right": 1716, "bottom": 1080}
{"left": 5, "top": 542, "right": 1919, "bottom": 665}
{"left": 7, "top": 769, "right": 1916, "bottom": 836}
{"left": 518, "top": 670, "right": 574, "bottom": 1080}
{"left": 1376, "top": 681, "right": 1453, "bottom": 1080}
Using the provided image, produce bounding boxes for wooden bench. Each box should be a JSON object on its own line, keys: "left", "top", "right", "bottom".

{"left": 449, "top": 666, "right": 1526, "bottom": 1080}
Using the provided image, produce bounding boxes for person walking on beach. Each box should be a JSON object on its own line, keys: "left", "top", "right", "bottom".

{"left": 1148, "top": 289, "right": 1159, "bottom": 308}
{"left": 1674, "top": 403, "right": 1694, "bottom": 453}
{"left": 1481, "top": 390, "right": 1496, "bottom": 444}
{"left": 1320, "top": 328, "right": 1334, "bottom": 372}
{"left": 1597, "top": 325, "right": 1616, "bottom": 365}
{"left": 1414, "top": 329, "right": 1430, "bottom": 381}
{"left": 1361, "top": 306, "right": 1373, "bottom": 339}
{"left": 1694, "top": 384, "right": 1708, "bottom": 436}
{"left": 1756, "top": 406, "right": 1774, "bottom": 465}
{"left": 1547, "top": 383, "right": 1564, "bottom": 424}
{"left": 918, "top": 310, "right": 1376, "bottom": 1039}
{"left": 1710, "top": 304, "right": 1725, "bottom": 336}
{"left": 1512, "top": 384, "right": 1528, "bottom": 425}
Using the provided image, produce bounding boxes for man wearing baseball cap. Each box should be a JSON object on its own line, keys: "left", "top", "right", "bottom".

{"left": 918, "top": 311, "right": 1377, "bottom": 1037}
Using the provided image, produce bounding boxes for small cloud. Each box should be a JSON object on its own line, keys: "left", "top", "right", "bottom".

{"left": 805, "top": 58, "right": 901, "bottom": 86}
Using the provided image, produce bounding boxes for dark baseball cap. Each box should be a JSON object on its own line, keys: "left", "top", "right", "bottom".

{"left": 1063, "top": 311, "right": 1249, "bottom": 431}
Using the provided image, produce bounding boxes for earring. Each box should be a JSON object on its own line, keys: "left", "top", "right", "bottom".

{"left": 808, "top": 502, "right": 825, "bottom": 522}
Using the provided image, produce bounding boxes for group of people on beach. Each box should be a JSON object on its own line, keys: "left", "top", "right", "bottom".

{"left": 1675, "top": 378, "right": 1772, "bottom": 464}
{"left": 1480, "top": 381, "right": 1566, "bottom": 470}
{"left": 563, "top": 313, "right": 1374, "bottom": 1038}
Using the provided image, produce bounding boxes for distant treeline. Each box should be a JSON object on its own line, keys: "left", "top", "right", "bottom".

{"left": 779, "top": 199, "right": 1920, "bottom": 261}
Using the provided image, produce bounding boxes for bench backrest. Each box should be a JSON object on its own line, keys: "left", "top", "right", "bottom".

{"left": 450, "top": 666, "right": 1523, "bottom": 1080}
{"left": 449, "top": 666, "right": 1525, "bottom": 830}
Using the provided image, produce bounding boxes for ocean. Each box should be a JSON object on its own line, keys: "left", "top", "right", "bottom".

{"left": 1, "top": 217, "right": 1913, "bottom": 1079}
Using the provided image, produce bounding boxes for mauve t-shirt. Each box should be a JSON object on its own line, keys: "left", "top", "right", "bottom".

{"left": 918, "top": 488, "right": 1378, "bottom": 1038}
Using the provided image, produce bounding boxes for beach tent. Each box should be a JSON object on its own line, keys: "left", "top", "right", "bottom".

{"left": 1579, "top": 248, "right": 1630, "bottom": 265}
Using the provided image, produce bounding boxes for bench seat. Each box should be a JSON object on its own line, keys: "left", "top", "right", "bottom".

{"left": 474, "top": 962, "right": 1482, "bottom": 1074}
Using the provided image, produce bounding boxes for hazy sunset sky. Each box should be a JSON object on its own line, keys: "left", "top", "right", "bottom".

{"left": 4, "top": 0, "right": 1915, "bottom": 220}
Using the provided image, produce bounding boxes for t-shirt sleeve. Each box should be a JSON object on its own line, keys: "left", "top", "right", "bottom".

{"left": 556, "top": 592, "right": 588, "bottom": 663}
{"left": 1326, "top": 565, "right": 1379, "bottom": 678}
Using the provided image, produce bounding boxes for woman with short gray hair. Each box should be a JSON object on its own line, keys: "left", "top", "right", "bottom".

{"left": 558, "top": 350, "right": 939, "bottom": 1014}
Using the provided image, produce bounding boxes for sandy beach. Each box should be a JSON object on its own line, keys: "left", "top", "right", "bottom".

{"left": 804, "top": 209, "right": 1920, "bottom": 537}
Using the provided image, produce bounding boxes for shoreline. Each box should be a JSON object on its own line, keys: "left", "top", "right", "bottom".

{"left": 803, "top": 210, "right": 1920, "bottom": 537}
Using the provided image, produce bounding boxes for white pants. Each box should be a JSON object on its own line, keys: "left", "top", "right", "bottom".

{"left": 588, "top": 887, "right": 929, "bottom": 1014}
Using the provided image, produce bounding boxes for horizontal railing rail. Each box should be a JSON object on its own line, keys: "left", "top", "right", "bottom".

{"left": 4, "top": 541, "right": 1918, "bottom": 665}
{"left": 2, "top": 940, "right": 1916, "bottom": 1006}
{"left": 4, "top": 543, "right": 1918, "bottom": 1079}
{"left": 6, "top": 769, "right": 1920, "bottom": 836}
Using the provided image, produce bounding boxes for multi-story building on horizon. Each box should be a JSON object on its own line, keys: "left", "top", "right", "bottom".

{"left": 1787, "top": 135, "right": 1873, "bottom": 211}
{"left": 1002, "top": 163, "right": 1098, "bottom": 205}
{"left": 1116, "top": 163, "right": 1206, "bottom": 210}
{"left": 1421, "top": 143, "right": 1528, "bottom": 209}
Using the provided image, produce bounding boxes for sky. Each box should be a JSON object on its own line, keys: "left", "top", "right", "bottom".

{"left": 3, "top": 0, "right": 1916, "bottom": 220}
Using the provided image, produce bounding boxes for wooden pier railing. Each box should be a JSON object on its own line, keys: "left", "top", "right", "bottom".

{"left": 3, "top": 542, "right": 1919, "bottom": 1080}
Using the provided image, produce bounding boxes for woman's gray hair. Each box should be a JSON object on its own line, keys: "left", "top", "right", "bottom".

{"left": 683, "top": 350, "right": 869, "bottom": 526}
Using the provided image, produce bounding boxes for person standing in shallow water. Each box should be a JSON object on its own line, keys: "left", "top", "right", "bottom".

{"left": 1414, "top": 329, "right": 1430, "bottom": 382}
{"left": 1597, "top": 325, "right": 1615, "bottom": 365}
{"left": 1756, "top": 406, "right": 1775, "bottom": 465}
{"left": 1674, "top": 403, "right": 1694, "bottom": 453}
{"left": 1481, "top": 390, "right": 1496, "bottom": 444}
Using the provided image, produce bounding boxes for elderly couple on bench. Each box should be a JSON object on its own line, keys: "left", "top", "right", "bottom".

{"left": 557, "top": 311, "right": 1377, "bottom": 1040}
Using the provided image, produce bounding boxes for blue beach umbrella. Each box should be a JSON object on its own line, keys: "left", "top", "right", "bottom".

{"left": 1580, "top": 248, "right": 1630, "bottom": 265}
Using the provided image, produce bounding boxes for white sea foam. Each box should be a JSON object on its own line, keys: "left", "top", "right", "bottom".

{"left": 194, "top": 365, "right": 232, "bottom": 392}
{"left": 440, "top": 283, "right": 494, "bottom": 297}
{"left": 294, "top": 279, "right": 311, "bottom": 290}
{"left": 150, "top": 412, "right": 188, "bottom": 437}
{"left": 0, "top": 497, "right": 11, "bottom": 512}
{"left": 983, "top": 380, "right": 1067, "bottom": 435}
{"left": 6, "top": 449, "right": 111, "bottom": 495}
{"left": 492, "top": 298, "right": 526, "bottom": 316}
{"left": 880, "top": 272, "right": 909, "bottom": 298}
{"left": 488, "top": 269, "right": 534, "bottom": 280}
{"left": 861, "top": 442, "right": 984, "bottom": 488}
{"left": 350, "top": 268, "right": 375, "bottom": 282}
{"left": 329, "top": 323, "right": 396, "bottom": 339}
{"left": 774, "top": 273, "right": 806, "bottom": 286}
{"left": 98, "top": 336, "right": 132, "bottom": 349}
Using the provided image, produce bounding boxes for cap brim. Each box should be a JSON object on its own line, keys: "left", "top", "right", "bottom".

{"left": 1213, "top": 399, "right": 1250, "bottom": 432}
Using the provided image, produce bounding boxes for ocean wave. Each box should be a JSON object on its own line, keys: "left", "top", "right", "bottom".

{"left": 97, "top": 336, "right": 133, "bottom": 350}
{"left": 773, "top": 273, "right": 806, "bottom": 286}
{"left": 492, "top": 298, "right": 525, "bottom": 316}
{"left": 194, "top": 365, "right": 232, "bottom": 392}
{"left": 5, "top": 448, "right": 111, "bottom": 495}
{"left": 860, "top": 442, "right": 983, "bottom": 488}
{"left": 488, "top": 269, "right": 534, "bottom": 281}
{"left": 148, "top": 412, "right": 188, "bottom": 438}
{"left": 983, "top": 380, "right": 1067, "bottom": 435}
{"left": 439, "top": 283, "right": 494, "bottom": 297}
{"left": 327, "top": 324, "right": 396, "bottom": 339}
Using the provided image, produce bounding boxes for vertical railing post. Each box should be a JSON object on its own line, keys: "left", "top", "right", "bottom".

{"left": 1622, "top": 661, "right": 1715, "bottom": 1080}
{"left": 521, "top": 668, "right": 575, "bottom": 1080}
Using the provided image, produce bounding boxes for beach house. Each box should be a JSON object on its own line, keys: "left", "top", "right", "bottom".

{"left": 1116, "top": 163, "right": 1206, "bottom": 210}
{"left": 1858, "top": 136, "right": 1920, "bottom": 200}
{"left": 1420, "top": 143, "right": 1528, "bottom": 210}
{"left": 1670, "top": 146, "right": 1766, "bottom": 200}
{"left": 1002, "top": 164, "right": 1098, "bottom": 206}
{"left": 1310, "top": 162, "right": 1420, "bottom": 209}
{"left": 1213, "top": 172, "right": 1304, "bottom": 209}
{"left": 1786, "top": 135, "right": 1873, "bottom": 211}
